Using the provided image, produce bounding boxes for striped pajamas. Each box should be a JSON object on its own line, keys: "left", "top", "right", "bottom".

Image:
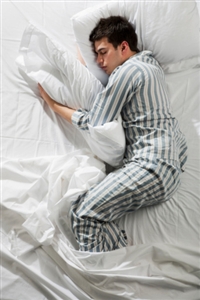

{"left": 71, "top": 51, "right": 187, "bottom": 252}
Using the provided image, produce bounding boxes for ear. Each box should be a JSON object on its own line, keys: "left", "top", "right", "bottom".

{"left": 121, "top": 41, "right": 129, "bottom": 53}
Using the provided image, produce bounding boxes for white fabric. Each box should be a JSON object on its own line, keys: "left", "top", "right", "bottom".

{"left": 72, "top": 0, "right": 199, "bottom": 85}
{"left": 16, "top": 23, "right": 125, "bottom": 167}
{"left": 2, "top": 150, "right": 106, "bottom": 246}
{"left": 1, "top": 1, "right": 200, "bottom": 299}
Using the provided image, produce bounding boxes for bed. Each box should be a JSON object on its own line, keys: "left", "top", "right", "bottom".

{"left": 1, "top": 1, "right": 200, "bottom": 299}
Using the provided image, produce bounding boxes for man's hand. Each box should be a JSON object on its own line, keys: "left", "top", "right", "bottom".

{"left": 38, "top": 83, "right": 76, "bottom": 124}
{"left": 38, "top": 83, "right": 53, "bottom": 104}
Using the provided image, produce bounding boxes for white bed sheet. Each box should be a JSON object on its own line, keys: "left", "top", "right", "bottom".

{"left": 1, "top": 1, "right": 200, "bottom": 300}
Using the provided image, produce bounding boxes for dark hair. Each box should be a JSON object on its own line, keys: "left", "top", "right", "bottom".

{"left": 89, "top": 16, "right": 140, "bottom": 53}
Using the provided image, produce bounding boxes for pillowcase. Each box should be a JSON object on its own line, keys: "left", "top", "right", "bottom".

{"left": 16, "top": 24, "right": 125, "bottom": 167}
{"left": 16, "top": 24, "right": 104, "bottom": 111}
{"left": 71, "top": 1, "right": 199, "bottom": 84}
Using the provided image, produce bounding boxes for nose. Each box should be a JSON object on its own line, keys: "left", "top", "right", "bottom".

{"left": 96, "top": 54, "right": 103, "bottom": 65}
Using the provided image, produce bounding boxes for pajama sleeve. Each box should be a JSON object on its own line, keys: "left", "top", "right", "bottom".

{"left": 71, "top": 64, "right": 140, "bottom": 131}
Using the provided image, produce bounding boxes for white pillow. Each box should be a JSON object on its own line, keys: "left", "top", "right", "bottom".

{"left": 16, "top": 24, "right": 125, "bottom": 167}
{"left": 16, "top": 24, "right": 103, "bottom": 111}
{"left": 72, "top": 1, "right": 199, "bottom": 84}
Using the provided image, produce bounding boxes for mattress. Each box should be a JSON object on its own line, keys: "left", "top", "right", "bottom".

{"left": 1, "top": 1, "right": 200, "bottom": 299}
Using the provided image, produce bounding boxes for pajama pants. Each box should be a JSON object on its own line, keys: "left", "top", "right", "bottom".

{"left": 71, "top": 158, "right": 181, "bottom": 252}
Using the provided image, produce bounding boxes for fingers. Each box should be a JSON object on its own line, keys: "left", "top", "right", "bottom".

{"left": 38, "top": 83, "right": 41, "bottom": 92}
{"left": 38, "top": 83, "right": 43, "bottom": 93}
{"left": 37, "top": 83, "right": 52, "bottom": 104}
{"left": 38, "top": 83, "right": 45, "bottom": 99}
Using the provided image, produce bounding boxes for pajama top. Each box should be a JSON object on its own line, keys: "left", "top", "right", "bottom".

{"left": 71, "top": 51, "right": 188, "bottom": 252}
{"left": 72, "top": 51, "right": 187, "bottom": 171}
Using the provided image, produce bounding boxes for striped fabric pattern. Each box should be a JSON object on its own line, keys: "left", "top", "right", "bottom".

{"left": 71, "top": 51, "right": 188, "bottom": 252}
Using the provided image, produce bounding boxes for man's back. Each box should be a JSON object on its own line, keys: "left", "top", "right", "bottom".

{"left": 106, "top": 50, "right": 187, "bottom": 172}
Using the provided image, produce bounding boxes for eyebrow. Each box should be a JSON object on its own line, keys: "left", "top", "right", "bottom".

{"left": 95, "top": 47, "right": 107, "bottom": 54}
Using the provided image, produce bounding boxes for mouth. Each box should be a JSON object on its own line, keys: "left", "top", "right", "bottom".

{"left": 101, "top": 66, "right": 107, "bottom": 72}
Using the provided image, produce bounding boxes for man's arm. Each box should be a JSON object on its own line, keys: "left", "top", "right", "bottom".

{"left": 38, "top": 83, "right": 75, "bottom": 123}
{"left": 72, "top": 65, "right": 136, "bottom": 130}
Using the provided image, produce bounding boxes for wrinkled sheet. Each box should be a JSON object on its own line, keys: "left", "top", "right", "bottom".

{"left": 15, "top": 23, "right": 125, "bottom": 167}
{"left": 1, "top": 1, "right": 200, "bottom": 299}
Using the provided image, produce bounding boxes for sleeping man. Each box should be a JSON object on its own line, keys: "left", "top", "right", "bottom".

{"left": 38, "top": 16, "right": 187, "bottom": 252}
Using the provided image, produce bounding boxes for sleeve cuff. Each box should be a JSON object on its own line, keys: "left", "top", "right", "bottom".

{"left": 71, "top": 108, "right": 89, "bottom": 131}
{"left": 71, "top": 109, "right": 82, "bottom": 128}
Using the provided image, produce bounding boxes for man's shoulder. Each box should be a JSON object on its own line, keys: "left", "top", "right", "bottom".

{"left": 133, "top": 51, "right": 161, "bottom": 70}
{"left": 109, "top": 51, "right": 158, "bottom": 83}
{"left": 113, "top": 58, "right": 143, "bottom": 77}
{"left": 107, "top": 60, "right": 144, "bottom": 90}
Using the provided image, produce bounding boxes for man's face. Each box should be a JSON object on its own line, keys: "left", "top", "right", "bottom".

{"left": 94, "top": 37, "right": 124, "bottom": 75}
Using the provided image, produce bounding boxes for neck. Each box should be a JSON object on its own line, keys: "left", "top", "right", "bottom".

{"left": 128, "top": 51, "right": 137, "bottom": 58}
{"left": 123, "top": 51, "right": 137, "bottom": 64}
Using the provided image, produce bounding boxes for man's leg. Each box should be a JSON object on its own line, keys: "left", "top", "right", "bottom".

{"left": 71, "top": 159, "right": 180, "bottom": 252}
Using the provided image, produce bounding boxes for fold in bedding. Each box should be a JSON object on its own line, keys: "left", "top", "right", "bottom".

{"left": 16, "top": 24, "right": 125, "bottom": 167}
{"left": 2, "top": 150, "right": 105, "bottom": 246}
{"left": 1, "top": 1, "right": 200, "bottom": 299}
